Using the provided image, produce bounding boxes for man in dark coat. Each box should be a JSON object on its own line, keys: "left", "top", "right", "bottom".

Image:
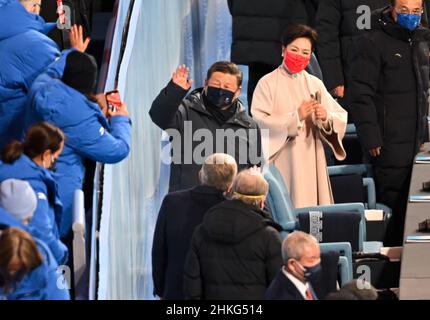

{"left": 149, "top": 62, "right": 263, "bottom": 193}
{"left": 266, "top": 231, "right": 321, "bottom": 300}
{"left": 183, "top": 168, "right": 282, "bottom": 300}
{"left": 316, "top": 0, "right": 391, "bottom": 106}
{"left": 151, "top": 153, "right": 237, "bottom": 300}
{"left": 227, "top": 0, "right": 312, "bottom": 107}
{"left": 348, "top": 0, "right": 430, "bottom": 245}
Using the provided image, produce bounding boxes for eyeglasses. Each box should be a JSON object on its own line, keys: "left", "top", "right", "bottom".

{"left": 396, "top": 7, "right": 423, "bottom": 15}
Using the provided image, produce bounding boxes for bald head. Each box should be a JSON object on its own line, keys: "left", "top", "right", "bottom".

{"left": 199, "top": 153, "right": 237, "bottom": 191}
{"left": 231, "top": 168, "right": 268, "bottom": 208}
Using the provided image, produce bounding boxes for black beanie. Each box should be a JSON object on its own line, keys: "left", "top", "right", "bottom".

{"left": 62, "top": 51, "right": 98, "bottom": 95}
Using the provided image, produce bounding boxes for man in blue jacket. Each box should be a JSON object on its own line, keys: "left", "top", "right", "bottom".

{"left": 25, "top": 51, "right": 132, "bottom": 237}
{"left": 0, "top": 0, "right": 90, "bottom": 149}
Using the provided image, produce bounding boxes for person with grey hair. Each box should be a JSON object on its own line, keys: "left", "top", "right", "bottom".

{"left": 339, "top": 280, "right": 378, "bottom": 300}
{"left": 152, "top": 153, "right": 238, "bottom": 300}
{"left": 183, "top": 168, "right": 282, "bottom": 300}
{"left": 266, "top": 230, "right": 321, "bottom": 300}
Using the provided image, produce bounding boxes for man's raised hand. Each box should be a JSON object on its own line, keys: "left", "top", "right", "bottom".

{"left": 172, "top": 64, "right": 192, "bottom": 91}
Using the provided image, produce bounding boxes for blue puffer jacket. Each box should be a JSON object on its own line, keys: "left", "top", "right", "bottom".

{"left": 0, "top": 0, "right": 60, "bottom": 149}
{"left": 0, "top": 156, "right": 68, "bottom": 264}
{"left": 25, "top": 52, "right": 132, "bottom": 237}
{"left": 0, "top": 229, "right": 70, "bottom": 300}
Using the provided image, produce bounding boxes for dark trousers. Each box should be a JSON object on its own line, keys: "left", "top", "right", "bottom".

{"left": 373, "top": 164, "right": 412, "bottom": 246}
{"left": 247, "top": 63, "right": 277, "bottom": 115}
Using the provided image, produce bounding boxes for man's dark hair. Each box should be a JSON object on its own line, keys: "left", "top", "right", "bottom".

{"left": 207, "top": 61, "right": 243, "bottom": 87}
{"left": 281, "top": 24, "right": 318, "bottom": 50}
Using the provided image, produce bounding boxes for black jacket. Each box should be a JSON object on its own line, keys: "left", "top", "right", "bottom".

{"left": 228, "top": 0, "right": 310, "bottom": 67}
{"left": 265, "top": 270, "right": 306, "bottom": 300}
{"left": 316, "top": 0, "right": 391, "bottom": 91}
{"left": 349, "top": 7, "right": 430, "bottom": 168}
{"left": 151, "top": 185, "right": 226, "bottom": 300}
{"left": 183, "top": 200, "right": 283, "bottom": 300}
{"left": 149, "top": 81, "right": 263, "bottom": 192}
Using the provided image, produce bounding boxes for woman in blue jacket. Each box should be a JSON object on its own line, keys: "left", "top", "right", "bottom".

{"left": 0, "top": 227, "right": 70, "bottom": 300}
{"left": 25, "top": 50, "right": 132, "bottom": 238}
{"left": 0, "top": 122, "right": 68, "bottom": 265}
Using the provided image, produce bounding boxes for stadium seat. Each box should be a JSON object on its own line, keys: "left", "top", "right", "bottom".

{"left": 263, "top": 165, "right": 383, "bottom": 253}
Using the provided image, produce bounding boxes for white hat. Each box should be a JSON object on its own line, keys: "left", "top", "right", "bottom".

{"left": 0, "top": 179, "right": 37, "bottom": 221}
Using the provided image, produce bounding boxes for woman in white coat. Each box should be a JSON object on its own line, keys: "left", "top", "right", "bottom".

{"left": 252, "top": 24, "right": 347, "bottom": 208}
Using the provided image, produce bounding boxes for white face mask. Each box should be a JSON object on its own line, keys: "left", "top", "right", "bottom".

{"left": 42, "top": 156, "right": 48, "bottom": 169}
{"left": 42, "top": 154, "right": 56, "bottom": 171}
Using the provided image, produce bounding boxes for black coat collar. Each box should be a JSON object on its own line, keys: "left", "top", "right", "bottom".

{"left": 190, "top": 185, "right": 225, "bottom": 197}
{"left": 272, "top": 270, "right": 305, "bottom": 300}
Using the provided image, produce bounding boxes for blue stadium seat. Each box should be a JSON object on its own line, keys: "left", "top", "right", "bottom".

{"left": 263, "top": 164, "right": 383, "bottom": 253}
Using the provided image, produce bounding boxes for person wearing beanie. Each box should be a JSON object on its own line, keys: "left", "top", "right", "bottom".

{"left": 24, "top": 50, "right": 132, "bottom": 239}
{"left": 0, "top": 179, "right": 37, "bottom": 225}
{"left": 61, "top": 51, "right": 98, "bottom": 95}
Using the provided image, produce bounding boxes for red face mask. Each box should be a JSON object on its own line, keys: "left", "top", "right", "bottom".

{"left": 283, "top": 50, "right": 311, "bottom": 74}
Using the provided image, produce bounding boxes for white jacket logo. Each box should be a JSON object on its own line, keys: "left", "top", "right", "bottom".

{"left": 37, "top": 192, "right": 47, "bottom": 200}
{"left": 99, "top": 127, "right": 105, "bottom": 136}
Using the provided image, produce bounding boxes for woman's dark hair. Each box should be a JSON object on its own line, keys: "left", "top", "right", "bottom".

{"left": 281, "top": 24, "right": 318, "bottom": 50}
{"left": 1, "top": 122, "right": 65, "bottom": 164}
{"left": 0, "top": 228, "right": 43, "bottom": 293}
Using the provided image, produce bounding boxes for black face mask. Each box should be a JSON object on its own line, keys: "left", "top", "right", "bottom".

{"left": 205, "top": 86, "right": 236, "bottom": 109}
{"left": 303, "top": 263, "right": 322, "bottom": 284}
